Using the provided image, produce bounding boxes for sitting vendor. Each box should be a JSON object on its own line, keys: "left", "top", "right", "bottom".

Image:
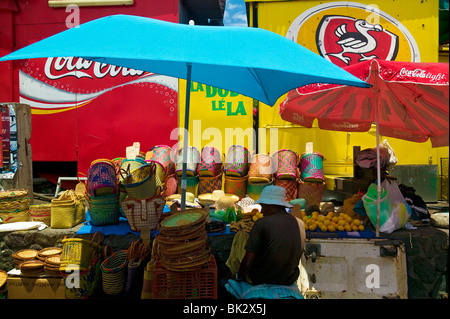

{"left": 236, "top": 186, "right": 303, "bottom": 285}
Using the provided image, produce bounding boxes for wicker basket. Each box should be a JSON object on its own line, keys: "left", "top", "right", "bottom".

{"left": 248, "top": 154, "right": 274, "bottom": 183}
{"left": 29, "top": 204, "right": 52, "bottom": 226}
{"left": 63, "top": 251, "right": 101, "bottom": 299}
{"left": 224, "top": 145, "right": 249, "bottom": 177}
{"left": 87, "top": 193, "right": 120, "bottom": 226}
{"left": 121, "top": 163, "right": 162, "bottom": 199}
{"left": 0, "top": 210, "right": 30, "bottom": 224}
{"left": 12, "top": 249, "right": 38, "bottom": 268}
{"left": 101, "top": 249, "right": 129, "bottom": 295}
{"left": 60, "top": 232, "right": 102, "bottom": 272}
{"left": 121, "top": 196, "right": 165, "bottom": 232}
{"left": 20, "top": 260, "right": 45, "bottom": 277}
{"left": 37, "top": 247, "right": 62, "bottom": 261}
{"left": 87, "top": 159, "right": 118, "bottom": 197}
{"left": 224, "top": 175, "right": 248, "bottom": 200}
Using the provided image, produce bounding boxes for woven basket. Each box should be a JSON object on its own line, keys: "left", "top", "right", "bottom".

{"left": 0, "top": 196, "right": 30, "bottom": 213}
{"left": 176, "top": 146, "right": 201, "bottom": 177}
{"left": 272, "top": 149, "right": 299, "bottom": 180}
{"left": 247, "top": 180, "right": 273, "bottom": 201}
{"left": 299, "top": 152, "right": 325, "bottom": 182}
{"left": 198, "top": 172, "right": 223, "bottom": 195}
{"left": 101, "top": 249, "right": 129, "bottom": 295}
{"left": 176, "top": 174, "right": 199, "bottom": 198}
{"left": 88, "top": 193, "right": 120, "bottom": 226}
{"left": 297, "top": 180, "right": 325, "bottom": 209}
{"left": 163, "top": 174, "right": 177, "bottom": 197}
{"left": 224, "top": 174, "right": 248, "bottom": 200}
{"left": 63, "top": 251, "right": 101, "bottom": 299}
{"left": 51, "top": 190, "right": 85, "bottom": 229}
{"left": 197, "top": 146, "right": 222, "bottom": 177}
{"left": 0, "top": 210, "right": 30, "bottom": 224}
{"left": 37, "top": 247, "right": 62, "bottom": 261}
{"left": 224, "top": 145, "right": 249, "bottom": 177}
{"left": 0, "top": 270, "right": 7, "bottom": 292}
{"left": 29, "top": 204, "right": 52, "bottom": 226}
{"left": 145, "top": 160, "right": 166, "bottom": 185}
{"left": 121, "top": 163, "right": 162, "bottom": 199}
{"left": 12, "top": 249, "right": 39, "bottom": 268}
{"left": 121, "top": 196, "right": 165, "bottom": 232}
{"left": 87, "top": 159, "right": 118, "bottom": 197}
{"left": 146, "top": 145, "right": 175, "bottom": 175}
{"left": 158, "top": 209, "right": 207, "bottom": 235}
{"left": 60, "top": 232, "right": 102, "bottom": 272}
{"left": 248, "top": 154, "right": 274, "bottom": 183}
{"left": 274, "top": 178, "right": 298, "bottom": 202}
{"left": 20, "top": 260, "right": 45, "bottom": 277}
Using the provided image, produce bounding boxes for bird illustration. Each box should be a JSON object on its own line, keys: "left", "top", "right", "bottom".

{"left": 326, "top": 19, "right": 383, "bottom": 65}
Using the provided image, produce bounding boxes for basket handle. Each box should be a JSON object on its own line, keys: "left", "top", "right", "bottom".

{"left": 90, "top": 231, "right": 103, "bottom": 246}
{"left": 103, "top": 245, "right": 113, "bottom": 260}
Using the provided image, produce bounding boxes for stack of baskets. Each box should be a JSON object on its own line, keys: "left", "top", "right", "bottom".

{"left": 86, "top": 159, "right": 120, "bottom": 226}
{"left": 298, "top": 152, "right": 326, "bottom": 209}
{"left": 197, "top": 146, "right": 223, "bottom": 196}
{"left": 155, "top": 209, "right": 210, "bottom": 272}
{"left": 247, "top": 153, "right": 274, "bottom": 201}
{"left": 37, "top": 247, "right": 63, "bottom": 276}
{"left": 273, "top": 149, "right": 300, "bottom": 202}
{"left": 12, "top": 249, "right": 39, "bottom": 268}
{"left": 223, "top": 145, "right": 250, "bottom": 200}
{"left": 0, "top": 189, "right": 30, "bottom": 224}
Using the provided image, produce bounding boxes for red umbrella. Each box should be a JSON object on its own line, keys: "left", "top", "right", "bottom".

{"left": 280, "top": 59, "right": 449, "bottom": 235}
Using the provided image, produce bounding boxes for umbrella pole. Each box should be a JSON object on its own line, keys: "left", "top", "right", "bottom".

{"left": 374, "top": 87, "right": 381, "bottom": 237}
{"left": 180, "top": 63, "right": 192, "bottom": 211}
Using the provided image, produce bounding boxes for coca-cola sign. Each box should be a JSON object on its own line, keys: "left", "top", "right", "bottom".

{"left": 44, "top": 57, "right": 145, "bottom": 80}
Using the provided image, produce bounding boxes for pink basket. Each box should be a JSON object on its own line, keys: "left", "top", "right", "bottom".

{"left": 87, "top": 159, "right": 118, "bottom": 197}
{"left": 197, "top": 146, "right": 223, "bottom": 177}
{"left": 224, "top": 145, "right": 249, "bottom": 177}
{"left": 272, "top": 149, "right": 299, "bottom": 180}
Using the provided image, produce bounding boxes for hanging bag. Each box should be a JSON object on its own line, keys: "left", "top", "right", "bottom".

{"left": 121, "top": 196, "right": 166, "bottom": 232}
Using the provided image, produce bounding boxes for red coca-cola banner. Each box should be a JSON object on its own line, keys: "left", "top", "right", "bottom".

{"left": 19, "top": 57, "right": 178, "bottom": 174}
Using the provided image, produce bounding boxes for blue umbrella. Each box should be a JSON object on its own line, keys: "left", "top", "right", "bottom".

{"left": 0, "top": 14, "right": 370, "bottom": 210}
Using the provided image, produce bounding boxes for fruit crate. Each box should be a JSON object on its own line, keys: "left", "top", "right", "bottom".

{"left": 153, "top": 255, "right": 217, "bottom": 299}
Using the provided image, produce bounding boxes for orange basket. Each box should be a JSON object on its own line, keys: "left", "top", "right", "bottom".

{"left": 153, "top": 254, "right": 217, "bottom": 299}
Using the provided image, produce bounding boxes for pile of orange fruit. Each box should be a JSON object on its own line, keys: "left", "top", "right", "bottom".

{"left": 301, "top": 210, "right": 365, "bottom": 232}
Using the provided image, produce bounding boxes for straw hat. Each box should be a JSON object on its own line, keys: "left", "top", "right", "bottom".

{"left": 198, "top": 190, "right": 239, "bottom": 206}
{"left": 172, "top": 192, "right": 201, "bottom": 208}
{"left": 255, "top": 185, "right": 293, "bottom": 208}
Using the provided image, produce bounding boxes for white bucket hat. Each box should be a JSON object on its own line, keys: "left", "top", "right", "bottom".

{"left": 255, "top": 185, "right": 293, "bottom": 208}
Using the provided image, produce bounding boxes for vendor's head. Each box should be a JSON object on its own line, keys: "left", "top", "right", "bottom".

{"left": 255, "top": 185, "right": 292, "bottom": 215}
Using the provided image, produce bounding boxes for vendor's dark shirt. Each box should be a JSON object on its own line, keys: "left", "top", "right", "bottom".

{"left": 245, "top": 212, "right": 302, "bottom": 285}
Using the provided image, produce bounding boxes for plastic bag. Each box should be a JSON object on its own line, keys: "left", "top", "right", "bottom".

{"left": 362, "top": 180, "right": 411, "bottom": 234}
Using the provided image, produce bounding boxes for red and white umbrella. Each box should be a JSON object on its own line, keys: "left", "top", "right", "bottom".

{"left": 280, "top": 59, "right": 449, "bottom": 235}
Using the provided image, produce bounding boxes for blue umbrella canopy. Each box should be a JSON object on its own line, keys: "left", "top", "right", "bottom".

{"left": 0, "top": 14, "right": 370, "bottom": 209}
{"left": 0, "top": 14, "right": 369, "bottom": 106}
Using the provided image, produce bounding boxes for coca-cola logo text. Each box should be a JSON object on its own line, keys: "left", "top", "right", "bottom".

{"left": 44, "top": 57, "right": 145, "bottom": 80}
{"left": 399, "top": 68, "right": 446, "bottom": 82}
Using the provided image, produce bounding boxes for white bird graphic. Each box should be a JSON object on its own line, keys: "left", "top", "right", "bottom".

{"left": 327, "top": 19, "right": 383, "bottom": 65}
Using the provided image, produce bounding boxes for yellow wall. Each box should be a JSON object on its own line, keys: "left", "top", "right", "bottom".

{"left": 178, "top": 80, "right": 254, "bottom": 157}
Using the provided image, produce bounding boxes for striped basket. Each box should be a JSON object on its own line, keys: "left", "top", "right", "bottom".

{"left": 198, "top": 172, "right": 223, "bottom": 195}
{"left": 197, "top": 146, "right": 222, "bottom": 177}
{"left": 299, "top": 152, "right": 325, "bottom": 182}
{"left": 101, "top": 249, "right": 129, "bottom": 295}
{"left": 87, "top": 159, "right": 118, "bottom": 197}
{"left": 248, "top": 154, "right": 274, "bottom": 183}
{"left": 177, "top": 175, "right": 199, "bottom": 198}
{"left": 60, "top": 232, "right": 102, "bottom": 272}
{"left": 163, "top": 174, "right": 177, "bottom": 198}
{"left": 29, "top": 204, "right": 52, "bottom": 226}
{"left": 0, "top": 210, "right": 30, "bottom": 224}
{"left": 224, "top": 145, "right": 249, "bottom": 177}
{"left": 176, "top": 146, "right": 201, "bottom": 177}
{"left": 274, "top": 178, "right": 298, "bottom": 202}
{"left": 272, "top": 149, "right": 299, "bottom": 180}
{"left": 88, "top": 193, "right": 120, "bottom": 226}
{"left": 247, "top": 180, "right": 273, "bottom": 202}
{"left": 146, "top": 145, "right": 175, "bottom": 175}
{"left": 224, "top": 175, "right": 248, "bottom": 200}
